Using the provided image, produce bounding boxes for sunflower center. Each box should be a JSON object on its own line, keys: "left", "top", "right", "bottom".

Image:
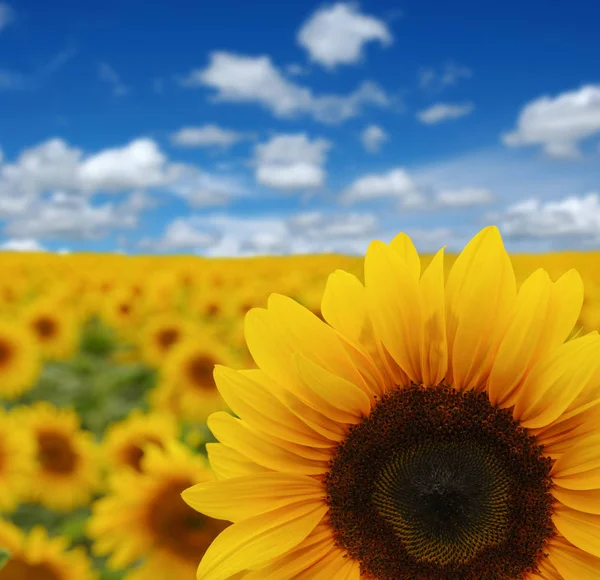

{"left": 32, "top": 317, "right": 57, "bottom": 339}
{"left": 122, "top": 437, "right": 164, "bottom": 472}
{"left": 36, "top": 430, "right": 78, "bottom": 475}
{"left": 147, "top": 479, "right": 228, "bottom": 562}
{"left": 0, "top": 338, "right": 14, "bottom": 367}
{"left": 157, "top": 328, "right": 180, "bottom": 350}
{"left": 325, "top": 384, "right": 554, "bottom": 580}
{"left": 186, "top": 355, "right": 217, "bottom": 391}
{"left": 1, "top": 558, "right": 60, "bottom": 580}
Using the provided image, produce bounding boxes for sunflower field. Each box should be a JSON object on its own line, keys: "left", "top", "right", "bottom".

{"left": 1, "top": 238, "right": 600, "bottom": 579}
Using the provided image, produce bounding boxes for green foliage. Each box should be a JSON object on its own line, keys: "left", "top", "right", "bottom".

{"left": 0, "top": 549, "right": 10, "bottom": 571}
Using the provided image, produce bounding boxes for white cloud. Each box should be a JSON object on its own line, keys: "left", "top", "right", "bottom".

{"left": 434, "top": 187, "right": 493, "bottom": 207}
{"left": 417, "top": 102, "right": 474, "bottom": 125}
{"left": 340, "top": 168, "right": 424, "bottom": 206}
{"left": 0, "top": 2, "right": 14, "bottom": 31}
{"left": 297, "top": 2, "right": 392, "bottom": 69}
{"left": 0, "top": 239, "right": 46, "bottom": 252}
{"left": 419, "top": 62, "right": 472, "bottom": 90}
{"left": 170, "top": 124, "right": 251, "bottom": 148}
{"left": 254, "top": 133, "right": 331, "bottom": 190}
{"left": 502, "top": 85, "right": 600, "bottom": 159}
{"left": 3, "top": 192, "right": 144, "bottom": 241}
{"left": 490, "top": 192, "right": 600, "bottom": 241}
{"left": 166, "top": 163, "right": 243, "bottom": 206}
{"left": 182, "top": 51, "right": 389, "bottom": 124}
{"left": 149, "top": 211, "right": 380, "bottom": 256}
{"left": 98, "top": 63, "right": 129, "bottom": 96}
{"left": 361, "top": 124, "right": 388, "bottom": 152}
{"left": 78, "top": 139, "right": 167, "bottom": 192}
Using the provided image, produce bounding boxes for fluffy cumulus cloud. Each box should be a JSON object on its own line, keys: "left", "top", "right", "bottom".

{"left": 254, "top": 133, "right": 331, "bottom": 190}
{"left": 3, "top": 192, "right": 144, "bottom": 241}
{"left": 490, "top": 192, "right": 600, "bottom": 241}
{"left": 297, "top": 2, "right": 392, "bottom": 69}
{"left": 340, "top": 167, "right": 424, "bottom": 207}
{"left": 417, "top": 102, "right": 474, "bottom": 125}
{"left": 0, "top": 238, "right": 46, "bottom": 252}
{"left": 148, "top": 211, "right": 381, "bottom": 256}
{"left": 434, "top": 187, "right": 494, "bottom": 207}
{"left": 502, "top": 85, "right": 600, "bottom": 159}
{"left": 170, "top": 124, "right": 251, "bottom": 148}
{"left": 183, "top": 51, "right": 389, "bottom": 124}
{"left": 361, "top": 124, "right": 388, "bottom": 152}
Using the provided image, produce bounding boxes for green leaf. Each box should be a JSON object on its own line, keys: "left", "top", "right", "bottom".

{"left": 0, "top": 548, "right": 11, "bottom": 571}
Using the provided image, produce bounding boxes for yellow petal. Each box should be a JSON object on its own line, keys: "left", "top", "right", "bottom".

{"left": 364, "top": 240, "right": 423, "bottom": 382}
{"left": 196, "top": 501, "right": 328, "bottom": 580}
{"left": 552, "top": 506, "right": 600, "bottom": 558}
{"left": 182, "top": 473, "right": 325, "bottom": 522}
{"left": 206, "top": 443, "right": 273, "bottom": 481}
{"left": 487, "top": 269, "right": 551, "bottom": 406}
{"left": 207, "top": 412, "right": 329, "bottom": 475}
{"left": 294, "top": 546, "right": 361, "bottom": 579}
{"left": 389, "top": 231, "right": 421, "bottom": 279}
{"left": 214, "top": 366, "right": 333, "bottom": 448}
{"left": 553, "top": 486, "right": 600, "bottom": 515}
{"left": 293, "top": 352, "right": 373, "bottom": 419}
{"left": 445, "top": 226, "right": 516, "bottom": 391}
{"left": 321, "top": 270, "right": 366, "bottom": 343}
{"left": 418, "top": 246, "right": 447, "bottom": 386}
{"left": 547, "top": 537, "right": 600, "bottom": 580}
{"left": 513, "top": 334, "right": 600, "bottom": 429}
{"left": 551, "top": 433, "right": 600, "bottom": 485}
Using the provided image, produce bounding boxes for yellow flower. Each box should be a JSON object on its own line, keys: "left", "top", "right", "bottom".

{"left": 0, "top": 519, "right": 97, "bottom": 580}
{"left": 150, "top": 336, "right": 235, "bottom": 422}
{"left": 21, "top": 299, "right": 79, "bottom": 360}
{"left": 88, "top": 442, "right": 228, "bottom": 580}
{"left": 0, "top": 408, "right": 35, "bottom": 512}
{"left": 139, "top": 313, "right": 199, "bottom": 367}
{"left": 0, "top": 319, "right": 41, "bottom": 399}
{"left": 102, "top": 410, "right": 179, "bottom": 473}
{"left": 17, "top": 402, "right": 100, "bottom": 511}
{"left": 183, "top": 226, "right": 600, "bottom": 579}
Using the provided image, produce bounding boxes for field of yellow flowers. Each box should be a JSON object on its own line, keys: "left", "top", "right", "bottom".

{"left": 1, "top": 248, "right": 600, "bottom": 579}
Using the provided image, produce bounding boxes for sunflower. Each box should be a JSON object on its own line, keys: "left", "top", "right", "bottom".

{"left": 139, "top": 313, "right": 199, "bottom": 368}
{"left": 21, "top": 299, "right": 79, "bottom": 361}
{"left": 0, "top": 408, "right": 35, "bottom": 513}
{"left": 88, "top": 442, "right": 229, "bottom": 580}
{"left": 0, "top": 319, "right": 40, "bottom": 399}
{"left": 0, "top": 519, "right": 96, "bottom": 580}
{"left": 102, "top": 409, "right": 179, "bottom": 473}
{"left": 17, "top": 402, "right": 100, "bottom": 511}
{"left": 182, "top": 226, "right": 600, "bottom": 579}
{"left": 150, "top": 337, "right": 235, "bottom": 421}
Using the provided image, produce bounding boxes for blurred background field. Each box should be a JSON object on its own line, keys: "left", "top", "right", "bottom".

{"left": 0, "top": 250, "right": 599, "bottom": 579}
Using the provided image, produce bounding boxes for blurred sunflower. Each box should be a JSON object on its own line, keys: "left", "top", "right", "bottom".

{"left": 183, "top": 226, "right": 600, "bottom": 579}
{"left": 21, "top": 299, "right": 79, "bottom": 360}
{"left": 0, "top": 319, "right": 41, "bottom": 399}
{"left": 102, "top": 410, "right": 179, "bottom": 473}
{"left": 101, "top": 288, "right": 144, "bottom": 342}
{"left": 0, "top": 520, "right": 96, "bottom": 580}
{"left": 139, "top": 313, "right": 198, "bottom": 368}
{"left": 0, "top": 409, "right": 35, "bottom": 513}
{"left": 17, "top": 402, "right": 100, "bottom": 511}
{"left": 88, "top": 442, "right": 229, "bottom": 580}
{"left": 190, "top": 289, "right": 225, "bottom": 321}
{"left": 150, "top": 336, "right": 236, "bottom": 421}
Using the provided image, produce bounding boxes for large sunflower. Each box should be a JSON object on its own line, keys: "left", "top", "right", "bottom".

{"left": 183, "top": 226, "right": 600, "bottom": 579}
{"left": 88, "top": 442, "right": 229, "bottom": 580}
{"left": 16, "top": 402, "right": 101, "bottom": 511}
{"left": 0, "top": 519, "right": 96, "bottom": 580}
{"left": 0, "top": 408, "right": 35, "bottom": 513}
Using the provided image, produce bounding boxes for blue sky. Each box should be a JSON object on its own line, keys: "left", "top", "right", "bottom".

{"left": 1, "top": 0, "right": 599, "bottom": 255}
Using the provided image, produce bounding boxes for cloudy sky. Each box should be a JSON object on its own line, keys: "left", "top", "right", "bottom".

{"left": 1, "top": 0, "right": 599, "bottom": 255}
